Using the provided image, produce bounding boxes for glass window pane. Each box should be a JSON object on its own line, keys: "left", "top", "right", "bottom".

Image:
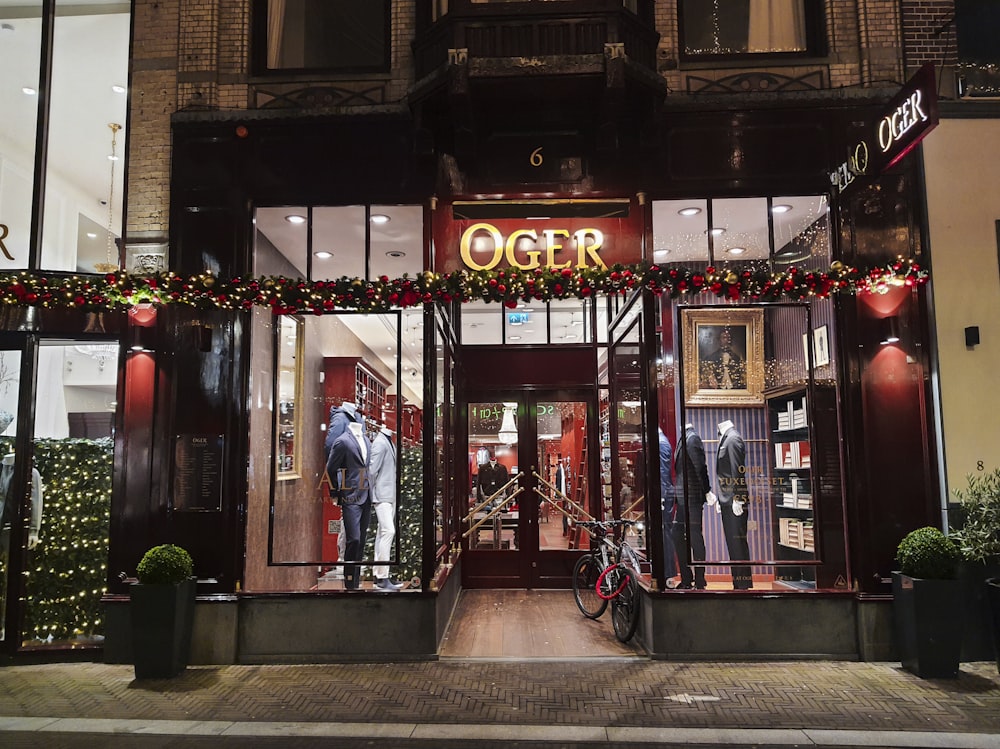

{"left": 255, "top": 206, "right": 308, "bottom": 277}
{"left": 264, "top": 0, "right": 389, "bottom": 72}
{"left": 711, "top": 197, "right": 770, "bottom": 263}
{"left": 461, "top": 300, "right": 502, "bottom": 345}
{"left": 40, "top": 6, "right": 130, "bottom": 271}
{"left": 467, "top": 402, "right": 519, "bottom": 551}
{"left": 368, "top": 205, "right": 423, "bottom": 281}
{"left": 0, "top": 4, "right": 42, "bottom": 271}
{"left": 681, "top": 0, "right": 806, "bottom": 56}
{"left": 506, "top": 303, "right": 544, "bottom": 345}
{"left": 771, "top": 195, "right": 830, "bottom": 273}
{"left": 19, "top": 342, "right": 116, "bottom": 648}
{"left": 651, "top": 199, "right": 709, "bottom": 265}
{"left": 548, "top": 298, "right": 590, "bottom": 344}
{"left": 313, "top": 206, "right": 365, "bottom": 281}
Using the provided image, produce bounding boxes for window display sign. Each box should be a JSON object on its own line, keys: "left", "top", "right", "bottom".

{"left": 173, "top": 434, "right": 224, "bottom": 511}
{"left": 433, "top": 198, "right": 644, "bottom": 273}
{"left": 830, "top": 63, "right": 938, "bottom": 196}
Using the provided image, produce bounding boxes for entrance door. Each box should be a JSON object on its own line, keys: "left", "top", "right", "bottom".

{"left": 462, "top": 391, "right": 594, "bottom": 588}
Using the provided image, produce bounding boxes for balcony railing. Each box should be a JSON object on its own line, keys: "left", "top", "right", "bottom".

{"left": 413, "top": 0, "right": 659, "bottom": 81}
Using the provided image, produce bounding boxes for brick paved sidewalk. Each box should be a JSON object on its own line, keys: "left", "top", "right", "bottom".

{"left": 0, "top": 659, "right": 998, "bottom": 736}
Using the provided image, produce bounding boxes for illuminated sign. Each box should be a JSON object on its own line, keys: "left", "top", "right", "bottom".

{"left": 507, "top": 311, "right": 530, "bottom": 325}
{"left": 459, "top": 222, "right": 606, "bottom": 271}
{"left": 831, "top": 63, "right": 938, "bottom": 196}
{"left": 0, "top": 224, "right": 11, "bottom": 260}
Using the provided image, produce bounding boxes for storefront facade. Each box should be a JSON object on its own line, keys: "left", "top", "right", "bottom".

{"left": 0, "top": 1, "right": 953, "bottom": 662}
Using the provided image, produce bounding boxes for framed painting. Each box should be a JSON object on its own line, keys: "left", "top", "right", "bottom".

{"left": 682, "top": 308, "right": 765, "bottom": 406}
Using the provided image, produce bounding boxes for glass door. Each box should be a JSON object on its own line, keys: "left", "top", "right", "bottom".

{"left": 462, "top": 391, "right": 594, "bottom": 588}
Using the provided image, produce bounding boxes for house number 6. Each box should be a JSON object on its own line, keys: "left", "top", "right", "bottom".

{"left": 529, "top": 147, "right": 543, "bottom": 167}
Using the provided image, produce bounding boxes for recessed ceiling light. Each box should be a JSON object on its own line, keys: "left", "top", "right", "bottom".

{"left": 564, "top": 333, "right": 579, "bottom": 340}
{"left": 706, "top": 227, "right": 726, "bottom": 236}
{"left": 678, "top": 207, "right": 702, "bottom": 216}
{"left": 22, "top": 86, "right": 36, "bottom": 96}
{"left": 508, "top": 335, "right": 521, "bottom": 341}
{"left": 285, "top": 214, "right": 306, "bottom": 224}
{"left": 653, "top": 249, "right": 669, "bottom": 259}
{"left": 726, "top": 247, "right": 747, "bottom": 255}
{"left": 386, "top": 250, "right": 405, "bottom": 258}
{"left": 314, "top": 251, "right": 332, "bottom": 259}
{"left": 370, "top": 214, "right": 390, "bottom": 224}
{"left": 112, "top": 84, "right": 126, "bottom": 94}
{"left": 86, "top": 232, "right": 98, "bottom": 239}
{"left": 107, "top": 154, "right": 119, "bottom": 161}
{"left": 772, "top": 204, "right": 793, "bottom": 214}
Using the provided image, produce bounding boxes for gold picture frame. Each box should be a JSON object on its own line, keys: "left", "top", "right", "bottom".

{"left": 682, "top": 308, "right": 765, "bottom": 406}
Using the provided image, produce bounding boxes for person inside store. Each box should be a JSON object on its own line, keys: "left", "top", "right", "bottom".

{"left": 326, "top": 416, "right": 372, "bottom": 590}
{"left": 700, "top": 327, "right": 746, "bottom": 390}
{"left": 0, "top": 411, "right": 43, "bottom": 636}
{"left": 658, "top": 427, "right": 679, "bottom": 584}
{"left": 716, "top": 419, "right": 753, "bottom": 589}
{"left": 369, "top": 425, "right": 402, "bottom": 591}
{"left": 673, "top": 423, "right": 711, "bottom": 589}
{"left": 477, "top": 447, "right": 509, "bottom": 509}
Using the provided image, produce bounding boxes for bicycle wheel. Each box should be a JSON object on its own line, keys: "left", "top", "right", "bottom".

{"left": 572, "top": 554, "right": 608, "bottom": 619}
{"left": 611, "top": 572, "right": 640, "bottom": 643}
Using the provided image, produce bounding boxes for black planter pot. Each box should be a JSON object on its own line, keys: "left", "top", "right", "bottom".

{"left": 130, "top": 578, "right": 196, "bottom": 679}
{"left": 988, "top": 578, "right": 1000, "bottom": 674}
{"left": 958, "top": 561, "right": 1000, "bottom": 661}
{"left": 892, "top": 572, "right": 964, "bottom": 679}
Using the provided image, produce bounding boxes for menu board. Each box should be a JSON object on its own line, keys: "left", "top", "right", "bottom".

{"left": 173, "top": 434, "right": 224, "bottom": 511}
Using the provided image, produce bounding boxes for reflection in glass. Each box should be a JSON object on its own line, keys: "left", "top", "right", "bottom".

{"left": 276, "top": 316, "right": 303, "bottom": 478}
{"left": 537, "top": 401, "right": 589, "bottom": 551}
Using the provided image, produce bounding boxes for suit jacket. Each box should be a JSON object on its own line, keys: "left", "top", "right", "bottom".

{"left": 368, "top": 432, "right": 396, "bottom": 505}
{"left": 716, "top": 426, "right": 747, "bottom": 504}
{"left": 0, "top": 458, "right": 43, "bottom": 534}
{"left": 324, "top": 404, "right": 362, "bottom": 458}
{"left": 674, "top": 425, "right": 710, "bottom": 503}
{"left": 658, "top": 430, "right": 674, "bottom": 503}
{"left": 477, "top": 460, "right": 509, "bottom": 502}
{"left": 326, "top": 430, "right": 371, "bottom": 506}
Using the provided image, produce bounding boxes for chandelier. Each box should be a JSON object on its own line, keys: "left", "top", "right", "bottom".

{"left": 497, "top": 402, "right": 518, "bottom": 445}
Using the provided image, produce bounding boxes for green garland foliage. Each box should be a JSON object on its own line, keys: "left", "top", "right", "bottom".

{"left": 2, "top": 438, "right": 113, "bottom": 643}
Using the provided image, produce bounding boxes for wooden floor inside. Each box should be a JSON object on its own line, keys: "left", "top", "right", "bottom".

{"left": 439, "top": 589, "right": 646, "bottom": 659}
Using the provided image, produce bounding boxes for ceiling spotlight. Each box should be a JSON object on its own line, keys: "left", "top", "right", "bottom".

{"left": 107, "top": 154, "right": 119, "bottom": 161}
{"left": 314, "top": 251, "right": 332, "bottom": 260}
{"left": 22, "top": 86, "right": 36, "bottom": 96}
{"left": 508, "top": 335, "right": 522, "bottom": 341}
{"left": 726, "top": 247, "right": 747, "bottom": 255}
{"left": 370, "top": 214, "right": 390, "bottom": 224}
{"left": 86, "top": 232, "right": 98, "bottom": 239}
{"left": 772, "top": 204, "right": 793, "bottom": 214}
{"left": 706, "top": 227, "right": 726, "bottom": 236}
{"left": 653, "top": 249, "right": 669, "bottom": 259}
{"left": 386, "top": 250, "right": 406, "bottom": 258}
{"left": 112, "top": 84, "right": 126, "bottom": 94}
{"left": 285, "top": 214, "right": 306, "bottom": 224}
{"left": 678, "top": 207, "right": 702, "bottom": 216}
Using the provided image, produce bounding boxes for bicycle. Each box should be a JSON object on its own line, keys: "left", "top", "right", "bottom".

{"left": 571, "top": 518, "right": 644, "bottom": 642}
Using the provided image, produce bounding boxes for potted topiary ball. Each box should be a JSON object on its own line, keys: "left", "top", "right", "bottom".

{"left": 892, "top": 526, "right": 963, "bottom": 678}
{"left": 130, "top": 544, "right": 196, "bottom": 679}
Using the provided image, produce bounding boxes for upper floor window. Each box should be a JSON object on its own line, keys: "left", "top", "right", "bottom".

{"left": 255, "top": 0, "right": 391, "bottom": 74}
{"left": 680, "top": 0, "right": 824, "bottom": 59}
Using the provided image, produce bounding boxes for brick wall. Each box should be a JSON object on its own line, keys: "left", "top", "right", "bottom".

{"left": 900, "top": 0, "right": 957, "bottom": 69}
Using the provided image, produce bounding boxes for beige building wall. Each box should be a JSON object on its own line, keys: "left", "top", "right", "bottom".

{"left": 922, "top": 118, "right": 1000, "bottom": 495}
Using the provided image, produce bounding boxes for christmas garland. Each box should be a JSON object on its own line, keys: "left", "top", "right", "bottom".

{"left": 0, "top": 259, "right": 927, "bottom": 314}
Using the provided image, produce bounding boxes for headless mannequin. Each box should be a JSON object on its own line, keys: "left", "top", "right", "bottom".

{"left": 673, "top": 423, "right": 710, "bottom": 589}
{"left": 477, "top": 450, "right": 509, "bottom": 507}
{"left": 369, "top": 426, "right": 400, "bottom": 590}
{"left": 658, "top": 428, "right": 678, "bottom": 582}
{"left": 326, "top": 420, "right": 371, "bottom": 589}
{"left": 716, "top": 420, "right": 753, "bottom": 589}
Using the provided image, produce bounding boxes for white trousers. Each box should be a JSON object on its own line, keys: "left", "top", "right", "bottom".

{"left": 372, "top": 501, "right": 396, "bottom": 580}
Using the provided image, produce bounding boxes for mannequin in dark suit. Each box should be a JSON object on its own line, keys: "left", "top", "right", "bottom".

{"left": 477, "top": 450, "right": 509, "bottom": 507}
{"left": 658, "top": 428, "right": 678, "bottom": 582}
{"left": 673, "top": 423, "right": 710, "bottom": 589}
{"left": 716, "top": 420, "right": 753, "bottom": 589}
{"left": 327, "top": 422, "right": 372, "bottom": 590}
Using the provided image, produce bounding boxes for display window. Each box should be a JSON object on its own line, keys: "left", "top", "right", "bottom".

{"left": 649, "top": 194, "right": 847, "bottom": 591}
{"left": 247, "top": 205, "right": 424, "bottom": 592}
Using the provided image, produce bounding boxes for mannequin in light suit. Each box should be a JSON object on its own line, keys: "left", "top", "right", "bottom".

{"left": 327, "top": 421, "right": 372, "bottom": 590}
{"left": 716, "top": 420, "right": 753, "bottom": 589}
{"left": 369, "top": 426, "right": 401, "bottom": 591}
